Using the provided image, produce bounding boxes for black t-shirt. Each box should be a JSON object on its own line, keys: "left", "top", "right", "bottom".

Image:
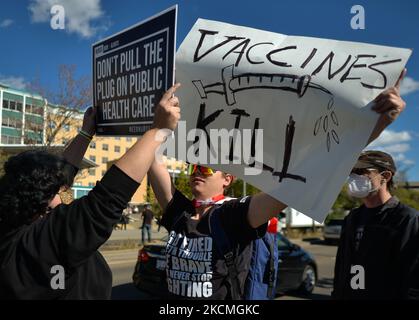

{"left": 160, "top": 190, "right": 267, "bottom": 300}
{"left": 353, "top": 204, "right": 384, "bottom": 252}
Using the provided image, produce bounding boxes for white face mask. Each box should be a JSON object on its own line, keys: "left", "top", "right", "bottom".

{"left": 347, "top": 173, "right": 380, "bottom": 198}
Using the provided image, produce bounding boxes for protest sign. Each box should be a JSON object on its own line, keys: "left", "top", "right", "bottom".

{"left": 173, "top": 18, "right": 411, "bottom": 222}
{"left": 93, "top": 5, "right": 177, "bottom": 136}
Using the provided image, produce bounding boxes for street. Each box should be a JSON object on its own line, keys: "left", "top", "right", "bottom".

{"left": 102, "top": 238, "right": 338, "bottom": 300}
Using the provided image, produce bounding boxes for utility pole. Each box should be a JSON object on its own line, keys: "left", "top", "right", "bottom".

{"left": 243, "top": 181, "right": 247, "bottom": 197}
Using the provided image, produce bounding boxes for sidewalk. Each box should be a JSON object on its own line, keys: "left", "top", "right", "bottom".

{"left": 101, "top": 224, "right": 168, "bottom": 251}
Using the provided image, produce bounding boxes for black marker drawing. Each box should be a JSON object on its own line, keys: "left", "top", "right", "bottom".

{"left": 248, "top": 116, "right": 306, "bottom": 184}
{"left": 313, "top": 97, "right": 340, "bottom": 152}
{"left": 272, "top": 115, "right": 306, "bottom": 183}
{"left": 229, "top": 108, "right": 250, "bottom": 161}
{"left": 192, "top": 64, "right": 340, "bottom": 152}
{"left": 193, "top": 103, "right": 224, "bottom": 157}
{"left": 192, "top": 64, "right": 332, "bottom": 106}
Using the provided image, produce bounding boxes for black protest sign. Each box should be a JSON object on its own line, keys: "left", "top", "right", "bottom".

{"left": 93, "top": 5, "right": 177, "bottom": 136}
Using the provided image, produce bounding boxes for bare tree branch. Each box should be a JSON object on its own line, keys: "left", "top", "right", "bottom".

{"left": 27, "top": 64, "right": 92, "bottom": 146}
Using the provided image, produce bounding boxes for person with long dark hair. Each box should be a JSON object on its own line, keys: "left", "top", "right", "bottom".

{"left": 0, "top": 84, "right": 181, "bottom": 299}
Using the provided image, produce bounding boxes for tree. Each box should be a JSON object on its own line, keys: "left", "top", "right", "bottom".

{"left": 144, "top": 184, "right": 162, "bottom": 218}
{"left": 0, "top": 149, "right": 9, "bottom": 176}
{"left": 28, "top": 64, "right": 92, "bottom": 146}
{"left": 393, "top": 188, "right": 419, "bottom": 210}
{"left": 324, "top": 186, "right": 361, "bottom": 224}
{"left": 174, "top": 171, "right": 193, "bottom": 199}
{"left": 228, "top": 178, "right": 260, "bottom": 198}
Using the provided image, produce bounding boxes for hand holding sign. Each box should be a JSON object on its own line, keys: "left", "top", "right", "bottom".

{"left": 152, "top": 83, "right": 181, "bottom": 131}
{"left": 368, "top": 69, "right": 407, "bottom": 145}
{"left": 82, "top": 106, "right": 97, "bottom": 137}
{"left": 373, "top": 68, "right": 407, "bottom": 119}
{"left": 93, "top": 6, "right": 177, "bottom": 136}
{"left": 175, "top": 19, "right": 411, "bottom": 222}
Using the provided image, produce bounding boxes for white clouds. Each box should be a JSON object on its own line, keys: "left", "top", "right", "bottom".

{"left": 0, "top": 19, "right": 14, "bottom": 28}
{"left": 365, "top": 129, "right": 415, "bottom": 168}
{"left": 376, "top": 143, "right": 410, "bottom": 154}
{"left": 368, "top": 130, "right": 411, "bottom": 148}
{"left": 0, "top": 75, "right": 27, "bottom": 90}
{"left": 28, "top": 0, "right": 108, "bottom": 38}
{"left": 399, "top": 76, "right": 419, "bottom": 96}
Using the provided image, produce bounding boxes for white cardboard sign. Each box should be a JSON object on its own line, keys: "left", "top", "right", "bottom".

{"left": 174, "top": 19, "right": 411, "bottom": 222}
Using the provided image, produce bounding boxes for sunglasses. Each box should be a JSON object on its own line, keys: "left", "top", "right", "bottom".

{"left": 187, "top": 164, "right": 214, "bottom": 176}
{"left": 351, "top": 168, "right": 382, "bottom": 176}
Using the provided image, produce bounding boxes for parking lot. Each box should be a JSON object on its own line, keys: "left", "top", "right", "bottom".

{"left": 103, "top": 237, "right": 338, "bottom": 300}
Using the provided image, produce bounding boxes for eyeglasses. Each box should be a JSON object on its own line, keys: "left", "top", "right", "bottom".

{"left": 351, "top": 168, "right": 378, "bottom": 176}
{"left": 187, "top": 164, "right": 214, "bottom": 176}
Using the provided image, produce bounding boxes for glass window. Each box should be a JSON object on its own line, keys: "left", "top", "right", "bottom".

{"left": 89, "top": 155, "right": 96, "bottom": 162}
{"left": 3, "top": 100, "right": 9, "bottom": 109}
{"left": 88, "top": 169, "right": 96, "bottom": 176}
{"left": 16, "top": 102, "right": 23, "bottom": 112}
{"left": 9, "top": 101, "right": 16, "bottom": 110}
{"left": 114, "top": 146, "right": 120, "bottom": 152}
{"left": 102, "top": 157, "right": 108, "bottom": 164}
{"left": 90, "top": 141, "right": 96, "bottom": 149}
{"left": 102, "top": 144, "right": 108, "bottom": 151}
{"left": 35, "top": 106, "right": 43, "bottom": 115}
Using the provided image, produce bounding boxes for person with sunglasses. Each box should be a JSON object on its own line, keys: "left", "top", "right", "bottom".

{"left": 149, "top": 70, "right": 408, "bottom": 300}
{"left": 149, "top": 159, "right": 286, "bottom": 299}
{"left": 332, "top": 150, "right": 419, "bottom": 299}
{"left": 0, "top": 84, "right": 181, "bottom": 299}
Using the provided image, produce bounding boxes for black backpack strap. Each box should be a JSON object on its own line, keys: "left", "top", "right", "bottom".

{"left": 209, "top": 208, "right": 242, "bottom": 300}
{"left": 267, "top": 236, "right": 276, "bottom": 299}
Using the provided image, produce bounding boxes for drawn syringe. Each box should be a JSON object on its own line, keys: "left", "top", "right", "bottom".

{"left": 192, "top": 64, "right": 331, "bottom": 106}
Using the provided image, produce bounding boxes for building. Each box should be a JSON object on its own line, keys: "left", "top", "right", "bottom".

{"left": 1, "top": 83, "right": 186, "bottom": 206}
{"left": 0, "top": 83, "right": 45, "bottom": 146}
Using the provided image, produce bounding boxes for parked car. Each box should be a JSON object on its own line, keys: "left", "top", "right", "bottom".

{"left": 132, "top": 237, "right": 168, "bottom": 298}
{"left": 276, "top": 233, "right": 317, "bottom": 295}
{"left": 132, "top": 233, "right": 318, "bottom": 298}
{"left": 323, "top": 219, "right": 344, "bottom": 244}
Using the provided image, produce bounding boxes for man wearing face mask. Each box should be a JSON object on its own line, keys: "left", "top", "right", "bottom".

{"left": 332, "top": 151, "right": 419, "bottom": 299}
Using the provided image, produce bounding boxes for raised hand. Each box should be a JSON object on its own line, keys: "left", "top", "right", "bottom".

{"left": 153, "top": 83, "right": 181, "bottom": 131}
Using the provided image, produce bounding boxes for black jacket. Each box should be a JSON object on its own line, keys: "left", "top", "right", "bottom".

{"left": 0, "top": 165, "right": 139, "bottom": 299}
{"left": 332, "top": 197, "right": 419, "bottom": 299}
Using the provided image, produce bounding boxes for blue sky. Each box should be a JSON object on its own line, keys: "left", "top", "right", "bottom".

{"left": 1, "top": 0, "right": 418, "bottom": 180}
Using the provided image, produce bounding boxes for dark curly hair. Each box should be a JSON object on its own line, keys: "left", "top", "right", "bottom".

{"left": 0, "top": 150, "right": 70, "bottom": 229}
